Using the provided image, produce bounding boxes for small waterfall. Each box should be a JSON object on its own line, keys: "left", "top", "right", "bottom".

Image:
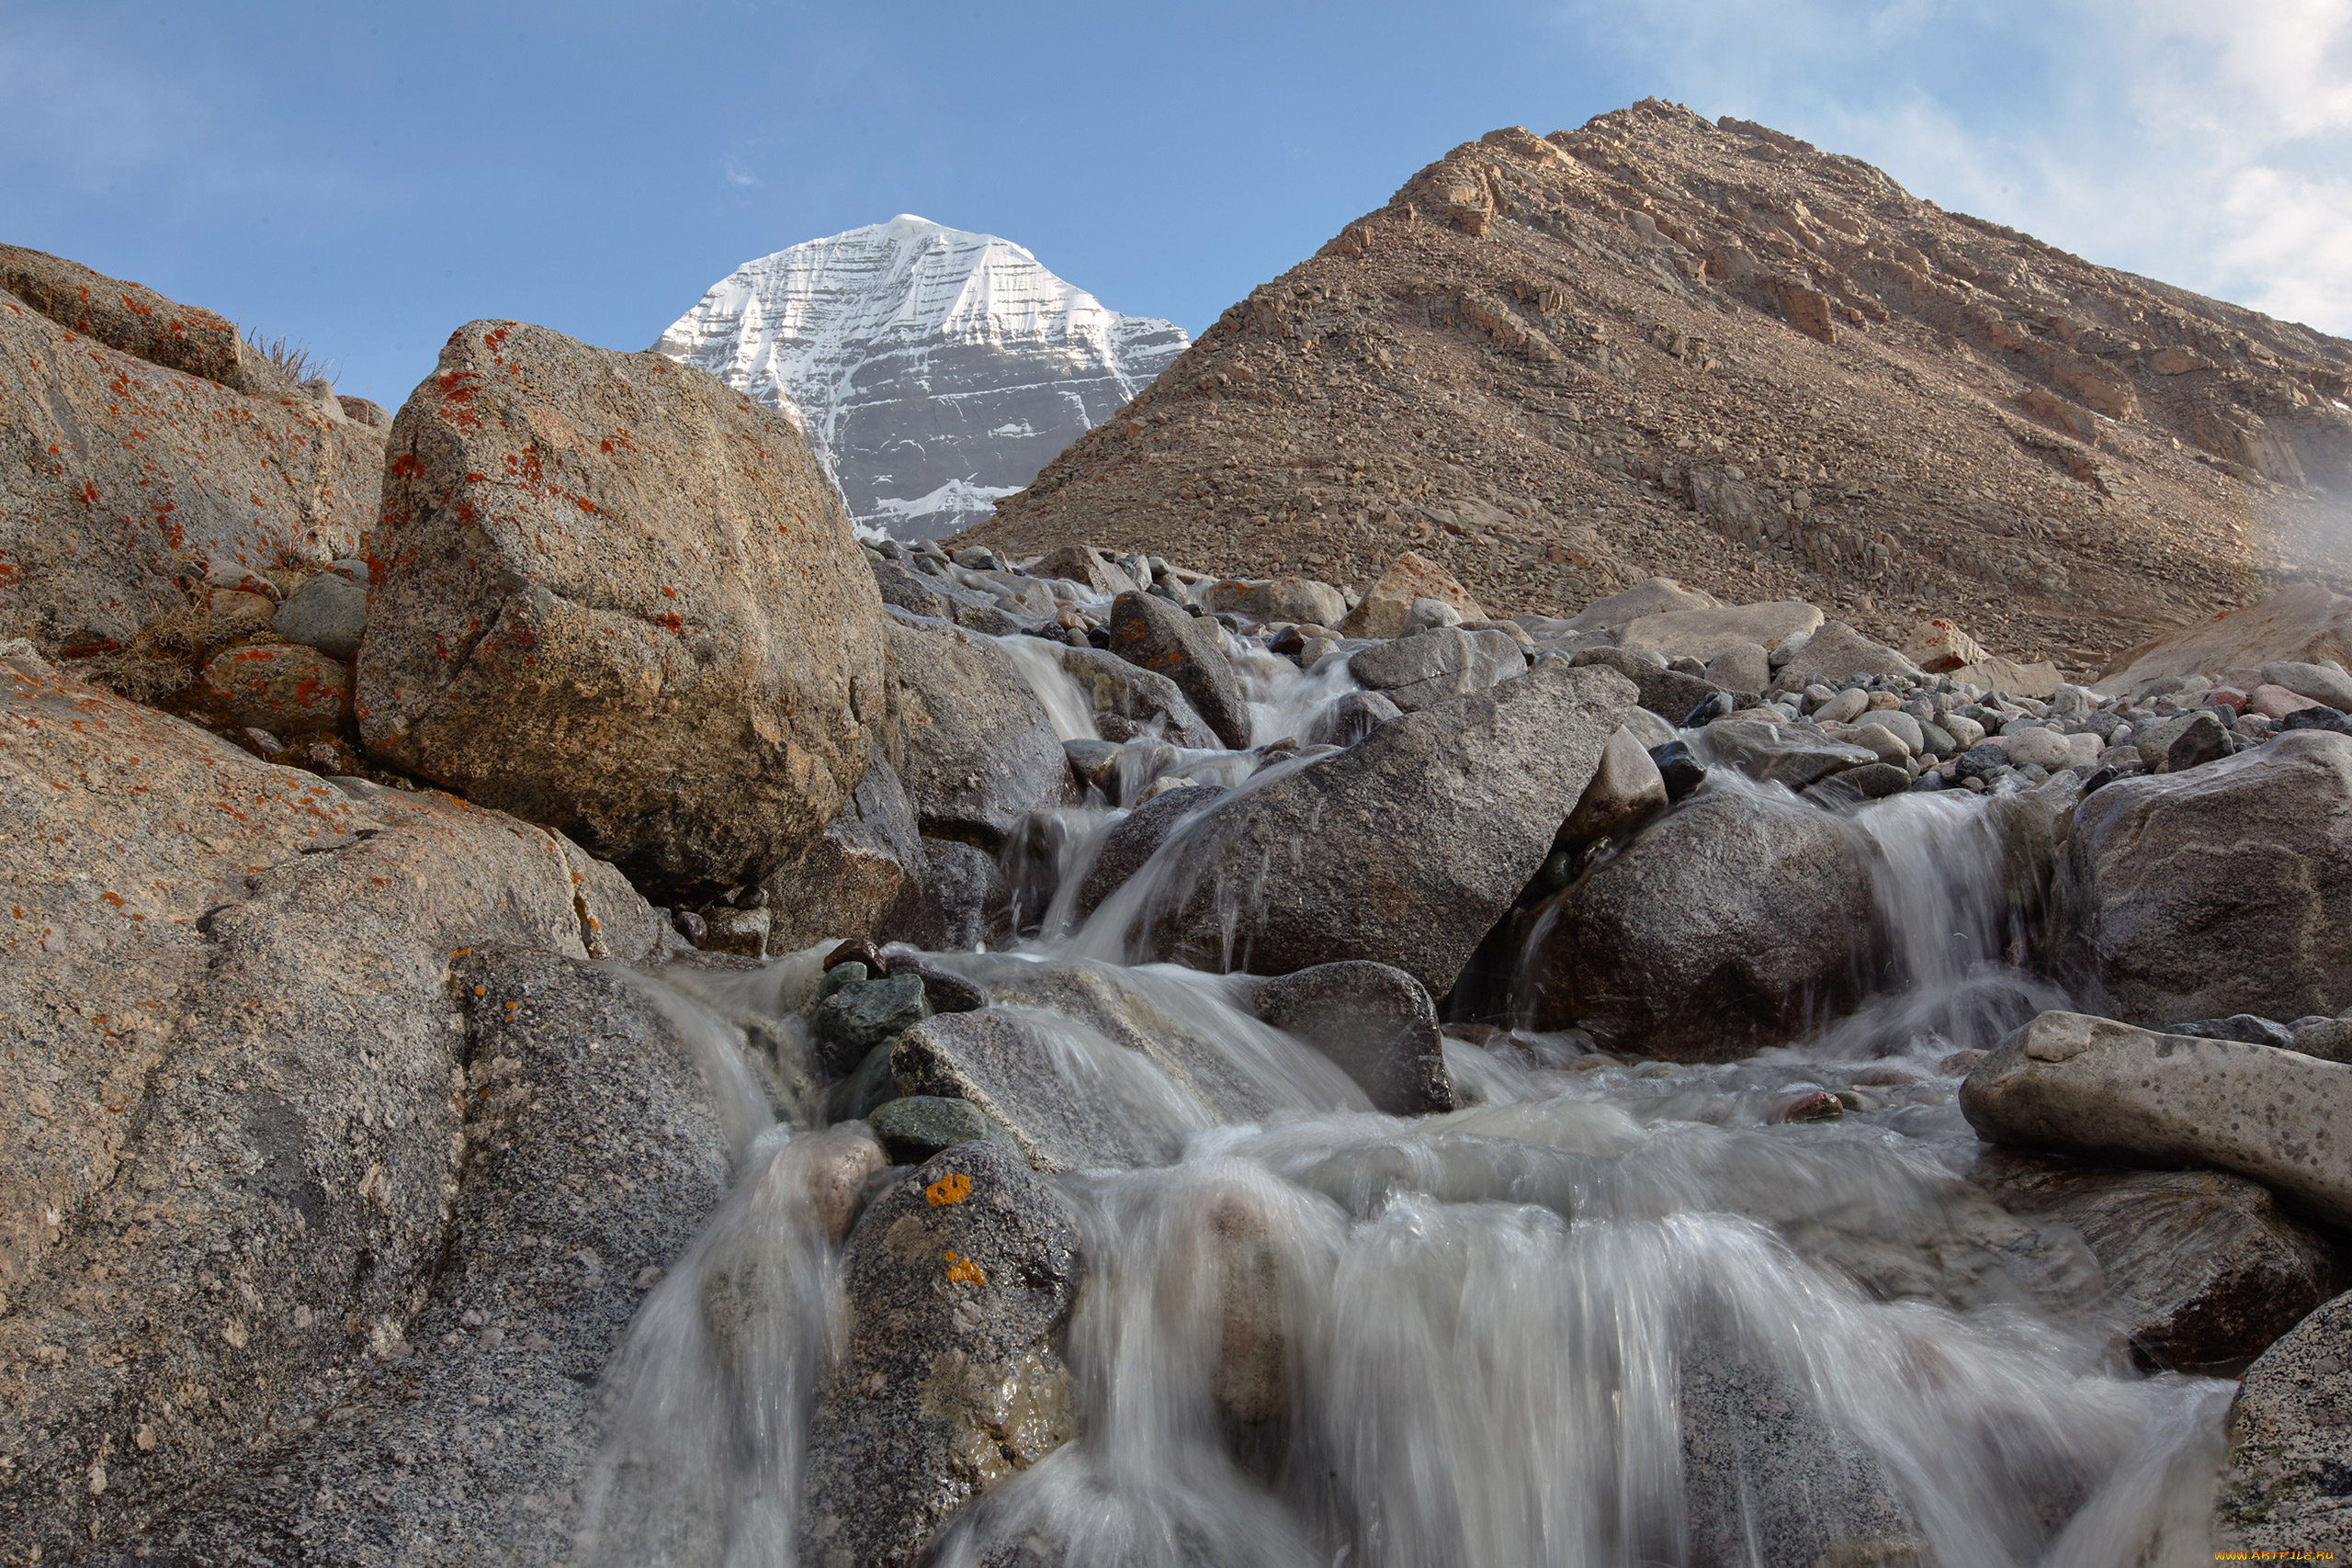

{"left": 996, "top": 633, "right": 1102, "bottom": 742}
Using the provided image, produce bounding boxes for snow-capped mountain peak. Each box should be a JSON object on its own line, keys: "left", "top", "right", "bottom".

{"left": 655, "top": 216, "right": 1188, "bottom": 539}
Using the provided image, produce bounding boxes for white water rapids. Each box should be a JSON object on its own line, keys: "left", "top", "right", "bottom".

{"left": 572, "top": 630, "right": 2233, "bottom": 1568}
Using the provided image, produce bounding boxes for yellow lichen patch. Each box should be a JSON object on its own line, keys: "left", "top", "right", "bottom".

{"left": 944, "top": 1249, "right": 987, "bottom": 1287}
{"left": 925, "top": 1171, "right": 972, "bottom": 1207}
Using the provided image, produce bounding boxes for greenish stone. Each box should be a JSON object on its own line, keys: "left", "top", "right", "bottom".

{"left": 811, "top": 973, "right": 930, "bottom": 1075}
{"left": 866, "top": 1095, "right": 1020, "bottom": 1165}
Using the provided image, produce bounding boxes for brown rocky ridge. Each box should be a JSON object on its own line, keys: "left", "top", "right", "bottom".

{"left": 958, "top": 100, "right": 2352, "bottom": 678}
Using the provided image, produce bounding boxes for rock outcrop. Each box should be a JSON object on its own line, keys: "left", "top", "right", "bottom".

{"left": 2, "top": 251, "right": 381, "bottom": 654}
{"left": 357, "top": 320, "right": 887, "bottom": 895}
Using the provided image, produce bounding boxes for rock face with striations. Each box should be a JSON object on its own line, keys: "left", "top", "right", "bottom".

{"left": 0, "top": 246, "right": 381, "bottom": 654}
{"left": 2057, "top": 730, "right": 2352, "bottom": 1025}
{"left": 1117, "top": 662, "right": 1634, "bottom": 998}
{"left": 963, "top": 102, "right": 2352, "bottom": 675}
{"left": 357, "top": 320, "right": 888, "bottom": 894}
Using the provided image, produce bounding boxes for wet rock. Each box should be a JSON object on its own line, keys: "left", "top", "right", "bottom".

{"left": 1246, "top": 961, "right": 1454, "bottom": 1115}
{"left": 908, "top": 837, "right": 1008, "bottom": 952}
{"left": 872, "top": 556, "right": 953, "bottom": 618}
{"left": 1305, "top": 688, "right": 1402, "bottom": 748}
{"left": 1961, "top": 1012, "right": 2352, "bottom": 1226}
{"left": 800, "top": 1141, "right": 1081, "bottom": 1568}
{"left": 1804, "top": 761, "right": 1913, "bottom": 805}
{"left": 884, "top": 609, "right": 1076, "bottom": 852}
{"left": 813, "top": 974, "right": 933, "bottom": 1077}
{"left": 1105, "top": 590, "right": 1253, "bottom": 749}
{"left": 888, "top": 956, "right": 990, "bottom": 1016}
{"left": 702, "top": 903, "right": 772, "bottom": 957}
{"left": 2058, "top": 731, "right": 2352, "bottom": 1024}
{"left": 1057, "top": 644, "right": 1221, "bottom": 749}
{"left": 828, "top": 937, "right": 886, "bottom": 972}
{"left": 892, "top": 1009, "right": 1177, "bottom": 1169}
{"left": 1521, "top": 787, "right": 1877, "bottom": 1059}
{"left": 0, "top": 661, "right": 669, "bottom": 1551}
{"left": 358, "top": 320, "right": 886, "bottom": 893}
{"left": 1698, "top": 717, "right": 1878, "bottom": 788}
{"left": 2163, "top": 709, "right": 2231, "bottom": 771}
{"left": 761, "top": 750, "right": 930, "bottom": 952}
{"left": 1073, "top": 783, "right": 1230, "bottom": 918}
{"left": 1615, "top": 600, "right": 1823, "bottom": 664}
{"left": 868, "top": 1095, "right": 1023, "bottom": 1164}
{"left": 271, "top": 570, "right": 368, "bottom": 660}
{"left": 1569, "top": 645, "right": 1720, "bottom": 723}
{"left": 1649, "top": 739, "right": 1707, "bottom": 800}
{"left": 198, "top": 642, "right": 354, "bottom": 733}
{"left": 1558, "top": 726, "right": 1669, "bottom": 847}
{"left": 2211, "top": 1289, "right": 2352, "bottom": 1553}
{"left": 1768, "top": 619, "right": 1923, "bottom": 688}
{"left": 1337, "top": 550, "right": 1486, "bottom": 638}
{"left": 1128, "top": 662, "right": 1636, "bottom": 998}
{"left": 1205, "top": 575, "right": 1347, "bottom": 626}
{"left": 1348, "top": 626, "right": 1527, "bottom": 713}
{"left": 1680, "top": 1331, "right": 1922, "bottom": 1568}
{"left": 1971, "top": 1150, "right": 2336, "bottom": 1371}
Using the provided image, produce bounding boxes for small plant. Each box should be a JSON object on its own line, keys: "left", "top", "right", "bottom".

{"left": 238, "top": 325, "right": 343, "bottom": 388}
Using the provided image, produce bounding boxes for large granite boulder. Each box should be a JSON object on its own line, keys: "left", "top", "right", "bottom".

{"left": 0, "top": 653, "right": 667, "bottom": 1559}
{"left": 1114, "top": 663, "right": 1634, "bottom": 998}
{"left": 2211, "top": 1289, "right": 2352, "bottom": 1552}
{"left": 1962, "top": 1013, "right": 2352, "bottom": 1226}
{"left": 1696, "top": 718, "right": 1877, "bottom": 788}
{"left": 882, "top": 610, "right": 1074, "bottom": 851}
{"left": 1, "top": 257, "right": 380, "bottom": 654}
{"left": 1205, "top": 575, "right": 1346, "bottom": 627}
{"left": 2057, "top": 730, "right": 2352, "bottom": 1025}
{"left": 357, "top": 320, "right": 888, "bottom": 893}
{"left": 1338, "top": 551, "right": 1485, "bottom": 639}
{"left": 798, "top": 1142, "right": 1081, "bottom": 1568}
{"left": 146, "top": 951, "right": 740, "bottom": 1564}
{"left": 1520, "top": 785, "right": 1877, "bottom": 1058}
{"left": 1104, "top": 590, "right": 1252, "bottom": 748}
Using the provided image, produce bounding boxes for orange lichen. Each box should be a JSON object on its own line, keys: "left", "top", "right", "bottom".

{"left": 925, "top": 1172, "right": 972, "bottom": 1207}
{"left": 944, "top": 1250, "right": 987, "bottom": 1287}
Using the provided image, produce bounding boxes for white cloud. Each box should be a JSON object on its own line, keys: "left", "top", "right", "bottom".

{"left": 724, "top": 157, "right": 761, "bottom": 187}
{"left": 1560, "top": 0, "right": 2352, "bottom": 336}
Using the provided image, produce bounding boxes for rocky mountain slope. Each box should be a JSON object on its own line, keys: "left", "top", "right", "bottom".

{"left": 959, "top": 100, "right": 2352, "bottom": 677}
{"left": 655, "top": 216, "right": 1187, "bottom": 540}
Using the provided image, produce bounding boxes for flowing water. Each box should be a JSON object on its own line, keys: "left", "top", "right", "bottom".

{"left": 576, "top": 654, "right": 2233, "bottom": 1568}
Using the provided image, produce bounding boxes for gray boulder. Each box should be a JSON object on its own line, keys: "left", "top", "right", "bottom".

{"left": 273, "top": 570, "right": 368, "bottom": 660}
{"left": 1571, "top": 644, "right": 1719, "bottom": 724}
{"left": 1204, "top": 575, "right": 1346, "bottom": 627}
{"left": 884, "top": 609, "right": 1076, "bottom": 852}
{"left": 1769, "top": 619, "right": 1923, "bottom": 688}
{"left": 1105, "top": 590, "right": 1253, "bottom": 748}
{"left": 1057, "top": 644, "right": 1219, "bottom": 748}
{"left": 1560, "top": 574, "right": 1720, "bottom": 634}
{"left": 868, "top": 1095, "right": 1023, "bottom": 1164}
{"left": 2211, "top": 1289, "right": 2352, "bottom": 1553}
{"left": 2058, "top": 730, "right": 2352, "bottom": 1024}
{"left": 1246, "top": 961, "right": 1454, "bottom": 1115}
{"left": 761, "top": 750, "right": 929, "bottom": 953}
{"left": 1348, "top": 626, "right": 1527, "bottom": 713}
{"left": 2261, "top": 660, "right": 2352, "bottom": 712}
{"left": 1961, "top": 1012, "right": 2352, "bottom": 1226}
{"left": 1696, "top": 716, "right": 1879, "bottom": 789}
{"left": 799, "top": 1142, "right": 1081, "bottom": 1568}
{"left": 1521, "top": 786, "right": 1877, "bottom": 1058}
{"left": 1120, "top": 663, "right": 1636, "bottom": 998}
{"left": 908, "top": 838, "right": 1008, "bottom": 952}
{"left": 1971, "top": 1150, "right": 2337, "bottom": 1371}
{"left": 357, "top": 320, "right": 887, "bottom": 893}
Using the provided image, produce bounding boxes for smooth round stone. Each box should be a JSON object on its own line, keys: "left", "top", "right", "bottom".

{"left": 867, "top": 1097, "right": 1017, "bottom": 1165}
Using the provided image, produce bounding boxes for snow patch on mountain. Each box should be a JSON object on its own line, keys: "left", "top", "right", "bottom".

{"left": 654, "top": 215, "right": 1187, "bottom": 540}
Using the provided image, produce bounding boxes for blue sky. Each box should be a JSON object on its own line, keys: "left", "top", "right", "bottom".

{"left": 6, "top": 0, "right": 2346, "bottom": 403}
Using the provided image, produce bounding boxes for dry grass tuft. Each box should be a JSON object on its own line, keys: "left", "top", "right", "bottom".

{"left": 239, "top": 326, "right": 342, "bottom": 388}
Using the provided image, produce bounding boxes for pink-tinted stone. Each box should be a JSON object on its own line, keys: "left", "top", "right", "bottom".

{"left": 200, "top": 643, "right": 352, "bottom": 732}
{"left": 2250, "top": 683, "right": 2324, "bottom": 721}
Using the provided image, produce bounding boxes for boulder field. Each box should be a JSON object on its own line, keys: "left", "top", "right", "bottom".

{"left": 7, "top": 272, "right": 2352, "bottom": 1561}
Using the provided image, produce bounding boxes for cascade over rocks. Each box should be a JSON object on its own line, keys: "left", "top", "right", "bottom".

{"left": 358, "top": 320, "right": 887, "bottom": 894}
{"left": 1962, "top": 1013, "right": 2352, "bottom": 1226}
{"left": 1055, "top": 643, "right": 1220, "bottom": 748}
{"left": 1243, "top": 961, "right": 1454, "bottom": 1114}
{"left": 2058, "top": 730, "right": 2352, "bottom": 1024}
{"left": 882, "top": 609, "right": 1075, "bottom": 850}
{"left": 1123, "top": 661, "right": 1636, "bottom": 997}
{"left": 1521, "top": 784, "right": 1877, "bottom": 1058}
